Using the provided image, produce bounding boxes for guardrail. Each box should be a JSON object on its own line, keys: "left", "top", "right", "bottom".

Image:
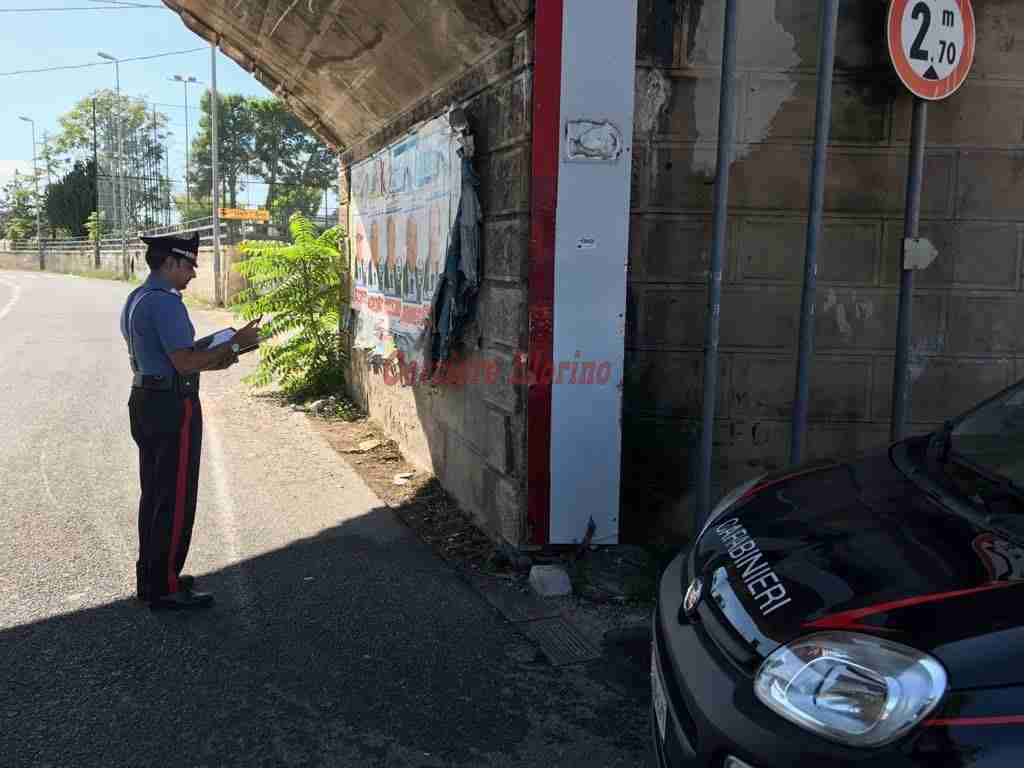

{"left": 3, "top": 211, "right": 339, "bottom": 255}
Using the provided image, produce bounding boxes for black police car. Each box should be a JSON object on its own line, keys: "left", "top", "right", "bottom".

{"left": 652, "top": 380, "right": 1024, "bottom": 767}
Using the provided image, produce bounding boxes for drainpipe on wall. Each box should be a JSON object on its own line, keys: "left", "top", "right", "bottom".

{"left": 697, "top": 0, "right": 739, "bottom": 528}
{"left": 790, "top": 0, "right": 841, "bottom": 465}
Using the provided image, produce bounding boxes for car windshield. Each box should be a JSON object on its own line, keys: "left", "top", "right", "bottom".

{"left": 942, "top": 383, "right": 1024, "bottom": 541}
{"left": 950, "top": 383, "right": 1024, "bottom": 484}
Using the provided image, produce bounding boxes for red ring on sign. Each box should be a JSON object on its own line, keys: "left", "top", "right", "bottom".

{"left": 887, "top": 0, "right": 976, "bottom": 101}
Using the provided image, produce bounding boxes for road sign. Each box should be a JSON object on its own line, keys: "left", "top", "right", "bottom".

{"left": 219, "top": 208, "right": 269, "bottom": 222}
{"left": 888, "top": 0, "right": 975, "bottom": 101}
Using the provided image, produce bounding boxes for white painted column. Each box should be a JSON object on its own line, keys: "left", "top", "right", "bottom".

{"left": 547, "top": 0, "right": 637, "bottom": 544}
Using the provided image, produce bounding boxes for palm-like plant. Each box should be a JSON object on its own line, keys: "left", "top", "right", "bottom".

{"left": 231, "top": 213, "right": 349, "bottom": 397}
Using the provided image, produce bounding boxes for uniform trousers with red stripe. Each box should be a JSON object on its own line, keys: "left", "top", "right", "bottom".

{"left": 129, "top": 387, "right": 202, "bottom": 600}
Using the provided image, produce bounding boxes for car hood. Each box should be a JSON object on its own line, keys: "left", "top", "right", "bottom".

{"left": 690, "top": 438, "right": 1024, "bottom": 690}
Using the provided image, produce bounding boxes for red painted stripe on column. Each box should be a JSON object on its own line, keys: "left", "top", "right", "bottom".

{"left": 168, "top": 398, "right": 192, "bottom": 593}
{"left": 526, "top": 0, "right": 564, "bottom": 546}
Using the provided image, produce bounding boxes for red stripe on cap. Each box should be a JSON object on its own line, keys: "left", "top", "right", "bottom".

{"left": 168, "top": 398, "right": 192, "bottom": 593}
{"left": 804, "top": 581, "right": 1021, "bottom": 632}
{"left": 526, "top": 0, "right": 564, "bottom": 545}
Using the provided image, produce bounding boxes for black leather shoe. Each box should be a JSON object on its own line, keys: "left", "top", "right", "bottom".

{"left": 137, "top": 575, "right": 195, "bottom": 602}
{"left": 149, "top": 589, "right": 214, "bottom": 612}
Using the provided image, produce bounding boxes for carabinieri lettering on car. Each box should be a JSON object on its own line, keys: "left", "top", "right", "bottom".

{"left": 713, "top": 517, "right": 792, "bottom": 617}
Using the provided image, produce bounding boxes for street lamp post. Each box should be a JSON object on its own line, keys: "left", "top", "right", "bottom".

{"left": 171, "top": 74, "right": 200, "bottom": 217}
{"left": 17, "top": 116, "right": 43, "bottom": 270}
{"left": 98, "top": 51, "right": 127, "bottom": 277}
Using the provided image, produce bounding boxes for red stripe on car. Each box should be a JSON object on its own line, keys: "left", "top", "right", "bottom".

{"left": 804, "top": 581, "right": 1021, "bottom": 632}
{"left": 927, "top": 716, "right": 1024, "bottom": 727}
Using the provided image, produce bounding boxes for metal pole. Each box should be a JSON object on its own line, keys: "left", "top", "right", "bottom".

{"left": 184, "top": 80, "right": 191, "bottom": 214}
{"left": 697, "top": 0, "right": 739, "bottom": 526}
{"left": 27, "top": 120, "right": 42, "bottom": 270}
{"left": 93, "top": 98, "right": 100, "bottom": 268}
{"left": 891, "top": 98, "right": 928, "bottom": 442}
{"left": 108, "top": 101, "right": 119, "bottom": 263}
{"left": 211, "top": 42, "right": 222, "bottom": 305}
{"left": 115, "top": 60, "right": 127, "bottom": 278}
{"left": 152, "top": 106, "right": 159, "bottom": 229}
{"left": 790, "top": 0, "right": 840, "bottom": 465}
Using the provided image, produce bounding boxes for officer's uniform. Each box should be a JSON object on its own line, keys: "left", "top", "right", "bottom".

{"left": 120, "top": 234, "right": 203, "bottom": 603}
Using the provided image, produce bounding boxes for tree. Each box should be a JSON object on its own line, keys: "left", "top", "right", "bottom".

{"left": 44, "top": 160, "right": 96, "bottom": 237}
{"left": 52, "top": 90, "right": 170, "bottom": 231}
{"left": 173, "top": 193, "right": 212, "bottom": 223}
{"left": 85, "top": 210, "right": 106, "bottom": 243}
{"left": 231, "top": 213, "right": 348, "bottom": 398}
{"left": 269, "top": 186, "right": 321, "bottom": 233}
{"left": 0, "top": 172, "right": 39, "bottom": 242}
{"left": 185, "top": 95, "right": 336, "bottom": 226}
{"left": 248, "top": 98, "right": 336, "bottom": 214}
{"left": 188, "top": 92, "right": 254, "bottom": 209}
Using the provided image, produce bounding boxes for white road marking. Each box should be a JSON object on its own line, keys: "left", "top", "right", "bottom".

{"left": 0, "top": 277, "right": 22, "bottom": 322}
{"left": 205, "top": 411, "right": 257, "bottom": 625}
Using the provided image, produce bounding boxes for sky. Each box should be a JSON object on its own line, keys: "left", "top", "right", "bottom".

{"left": 0, "top": 0, "right": 274, "bottom": 205}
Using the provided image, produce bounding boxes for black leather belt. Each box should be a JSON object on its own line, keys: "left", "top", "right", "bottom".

{"left": 132, "top": 373, "right": 199, "bottom": 395}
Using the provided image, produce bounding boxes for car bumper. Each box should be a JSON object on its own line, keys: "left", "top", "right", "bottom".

{"left": 652, "top": 552, "right": 941, "bottom": 768}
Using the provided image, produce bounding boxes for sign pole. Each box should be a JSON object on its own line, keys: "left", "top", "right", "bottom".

{"left": 886, "top": 0, "right": 974, "bottom": 441}
{"left": 210, "top": 41, "right": 223, "bottom": 306}
{"left": 890, "top": 97, "right": 928, "bottom": 442}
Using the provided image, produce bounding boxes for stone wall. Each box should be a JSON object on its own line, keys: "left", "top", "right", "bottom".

{"left": 343, "top": 28, "right": 533, "bottom": 547}
{"left": 624, "top": 0, "right": 1024, "bottom": 541}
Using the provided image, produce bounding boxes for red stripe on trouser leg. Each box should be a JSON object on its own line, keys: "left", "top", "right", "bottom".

{"left": 168, "top": 398, "right": 192, "bottom": 593}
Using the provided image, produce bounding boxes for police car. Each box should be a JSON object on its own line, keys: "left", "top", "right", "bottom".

{"left": 652, "top": 380, "right": 1024, "bottom": 767}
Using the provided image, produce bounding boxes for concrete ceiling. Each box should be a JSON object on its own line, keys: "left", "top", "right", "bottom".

{"left": 162, "top": 0, "right": 531, "bottom": 153}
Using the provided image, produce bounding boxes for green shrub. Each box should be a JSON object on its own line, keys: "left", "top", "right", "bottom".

{"left": 231, "top": 213, "right": 348, "bottom": 399}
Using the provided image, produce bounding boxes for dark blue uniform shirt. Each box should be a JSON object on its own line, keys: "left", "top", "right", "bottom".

{"left": 119, "top": 274, "right": 195, "bottom": 377}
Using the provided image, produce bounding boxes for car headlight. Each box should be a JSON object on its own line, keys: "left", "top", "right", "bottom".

{"left": 754, "top": 632, "right": 947, "bottom": 748}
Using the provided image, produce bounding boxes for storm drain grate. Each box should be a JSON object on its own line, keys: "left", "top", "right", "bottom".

{"left": 520, "top": 617, "right": 601, "bottom": 666}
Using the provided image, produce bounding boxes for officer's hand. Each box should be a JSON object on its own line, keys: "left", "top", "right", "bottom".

{"left": 211, "top": 344, "right": 238, "bottom": 370}
{"left": 233, "top": 316, "right": 262, "bottom": 350}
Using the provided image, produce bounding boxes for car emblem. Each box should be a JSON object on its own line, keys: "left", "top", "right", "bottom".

{"left": 684, "top": 577, "right": 704, "bottom": 616}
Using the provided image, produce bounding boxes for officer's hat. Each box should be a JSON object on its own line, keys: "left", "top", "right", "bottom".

{"left": 140, "top": 231, "right": 199, "bottom": 260}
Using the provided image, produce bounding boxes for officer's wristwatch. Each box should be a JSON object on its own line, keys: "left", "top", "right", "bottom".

{"left": 230, "top": 342, "right": 241, "bottom": 354}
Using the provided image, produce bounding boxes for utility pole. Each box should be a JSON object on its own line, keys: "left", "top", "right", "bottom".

{"left": 210, "top": 42, "right": 222, "bottom": 305}
{"left": 17, "top": 116, "right": 43, "bottom": 270}
{"left": 93, "top": 98, "right": 100, "bottom": 268}
{"left": 42, "top": 131, "right": 53, "bottom": 241}
{"left": 98, "top": 52, "right": 127, "bottom": 277}
{"left": 171, "top": 74, "right": 200, "bottom": 217}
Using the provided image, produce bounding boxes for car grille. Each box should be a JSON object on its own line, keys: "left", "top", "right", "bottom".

{"left": 693, "top": 597, "right": 761, "bottom": 674}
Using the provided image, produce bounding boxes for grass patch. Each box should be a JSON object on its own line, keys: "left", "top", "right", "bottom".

{"left": 52, "top": 268, "right": 141, "bottom": 284}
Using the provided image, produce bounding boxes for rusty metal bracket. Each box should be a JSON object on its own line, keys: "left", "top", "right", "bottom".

{"left": 903, "top": 238, "right": 938, "bottom": 271}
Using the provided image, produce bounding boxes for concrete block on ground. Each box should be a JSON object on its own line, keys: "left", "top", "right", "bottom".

{"left": 529, "top": 565, "right": 573, "bottom": 598}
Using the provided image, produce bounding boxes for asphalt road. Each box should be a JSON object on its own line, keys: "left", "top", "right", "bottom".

{"left": 0, "top": 270, "right": 650, "bottom": 768}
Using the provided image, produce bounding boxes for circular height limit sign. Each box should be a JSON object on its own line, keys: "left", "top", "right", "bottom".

{"left": 888, "top": 0, "right": 976, "bottom": 100}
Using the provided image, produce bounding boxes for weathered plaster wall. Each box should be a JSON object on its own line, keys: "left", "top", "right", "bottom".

{"left": 344, "top": 30, "right": 533, "bottom": 547}
{"left": 625, "top": 0, "right": 1024, "bottom": 541}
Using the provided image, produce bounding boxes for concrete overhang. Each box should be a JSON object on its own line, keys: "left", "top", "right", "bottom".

{"left": 162, "top": 0, "right": 532, "bottom": 153}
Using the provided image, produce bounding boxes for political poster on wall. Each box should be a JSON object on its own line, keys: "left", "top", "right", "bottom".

{"left": 349, "top": 114, "right": 460, "bottom": 358}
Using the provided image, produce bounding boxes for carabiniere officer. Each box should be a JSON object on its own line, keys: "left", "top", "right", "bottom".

{"left": 120, "top": 232, "right": 260, "bottom": 611}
